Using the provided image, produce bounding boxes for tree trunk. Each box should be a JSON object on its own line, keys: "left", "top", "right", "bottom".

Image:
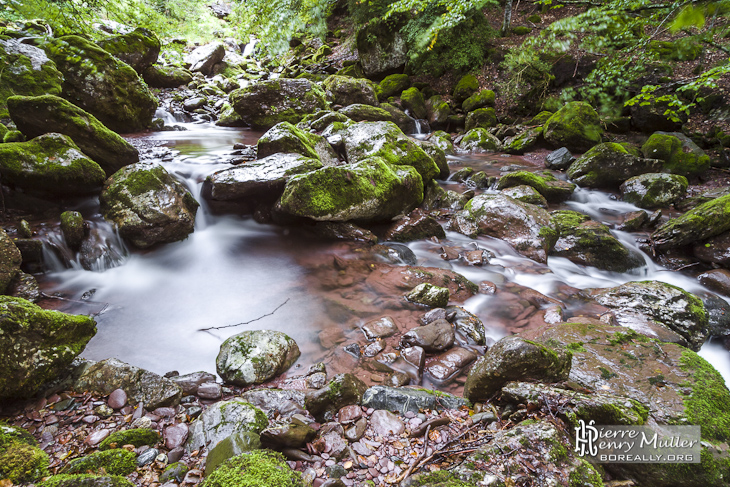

{"left": 501, "top": 0, "right": 513, "bottom": 36}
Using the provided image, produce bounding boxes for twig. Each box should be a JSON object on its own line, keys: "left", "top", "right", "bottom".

{"left": 396, "top": 425, "right": 431, "bottom": 484}
{"left": 197, "top": 298, "right": 290, "bottom": 331}
{"left": 40, "top": 292, "right": 108, "bottom": 306}
{"left": 674, "top": 262, "right": 700, "bottom": 271}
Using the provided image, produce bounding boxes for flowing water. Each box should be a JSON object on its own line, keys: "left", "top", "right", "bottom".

{"left": 34, "top": 123, "right": 730, "bottom": 389}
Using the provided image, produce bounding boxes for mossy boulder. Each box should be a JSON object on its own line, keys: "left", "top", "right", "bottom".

{"left": 641, "top": 131, "right": 710, "bottom": 177}
{"left": 377, "top": 73, "right": 410, "bottom": 99}
{"left": 463, "top": 336, "right": 571, "bottom": 402}
{"left": 41, "top": 35, "right": 157, "bottom": 133}
{"left": 425, "top": 95, "right": 451, "bottom": 129}
{"left": 305, "top": 373, "right": 367, "bottom": 420}
{"left": 0, "top": 133, "right": 106, "bottom": 196}
{"left": 620, "top": 173, "right": 688, "bottom": 209}
{"left": 0, "top": 228, "right": 22, "bottom": 295}
{"left": 100, "top": 163, "right": 198, "bottom": 248}
{"left": 217, "top": 330, "right": 300, "bottom": 387}
{"left": 567, "top": 142, "right": 662, "bottom": 188}
{"left": 501, "top": 185, "right": 548, "bottom": 207}
{"left": 529, "top": 110, "right": 553, "bottom": 125}
{"left": 186, "top": 400, "right": 268, "bottom": 452}
{"left": 429, "top": 130, "right": 455, "bottom": 155}
{"left": 60, "top": 210, "right": 85, "bottom": 249}
{"left": 449, "top": 193, "right": 551, "bottom": 262}
{"left": 98, "top": 429, "right": 160, "bottom": 451}
{"left": 400, "top": 87, "right": 427, "bottom": 119}
{"left": 8, "top": 95, "right": 139, "bottom": 176}
{"left": 452, "top": 74, "right": 479, "bottom": 104}
{"left": 496, "top": 170, "right": 575, "bottom": 203}
{"left": 229, "top": 78, "right": 329, "bottom": 129}
{"left": 142, "top": 64, "right": 193, "bottom": 88}
{"left": 0, "top": 425, "right": 49, "bottom": 483}
{"left": 413, "top": 138, "right": 449, "bottom": 179}
{"left": 38, "top": 474, "right": 135, "bottom": 487}
{"left": 322, "top": 75, "right": 378, "bottom": 106}
{"left": 544, "top": 210, "right": 645, "bottom": 272}
{"left": 503, "top": 126, "right": 543, "bottom": 154}
{"left": 256, "top": 121, "right": 336, "bottom": 163}
{"left": 543, "top": 101, "right": 603, "bottom": 152}
{"left": 459, "top": 128, "right": 501, "bottom": 152}
{"left": 338, "top": 103, "right": 394, "bottom": 122}
{"left": 464, "top": 107, "right": 497, "bottom": 131}
{"left": 0, "top": 296, "right": 96, "bottom": 400}
{"left": 217, "top": 102, "right": 246, "bottom": 127}
{"left": 356, "top": 20, "right": 408, "bottom": 79}
{"left": 96, "top": 28, "right": 160, "bottom": 72}
{"left": 462, "top": 89, "right": 495, "bottom": 112}
{"left": 201, "top": 450, "right": 302, "bottom": 487}
{"left": 0, "top": 38, "right": 63, "bottom": 119}
{"left": 65, "top": 449, "right": 136, "bottom": 475}
{"left": 652, "top": 194, "right": 730, "bottom": 249}
{"left": 276, "top": 158, "right": 424, "bottom": 222}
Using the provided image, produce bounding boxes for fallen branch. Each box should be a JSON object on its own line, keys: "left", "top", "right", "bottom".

{"left": 198, "top": 298, "right": 290, "bottom": 332}
{"left": 396, "top": 425, "right": 431, "bottom": 484}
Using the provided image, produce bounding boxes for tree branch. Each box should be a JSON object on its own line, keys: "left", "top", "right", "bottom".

{"left": 198, "top": 298, "right": 290, "bottom": 332}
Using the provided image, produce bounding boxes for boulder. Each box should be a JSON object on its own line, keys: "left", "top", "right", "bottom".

{"left": 620, "top": 173, "right": 688, "bottom": 208}
{"left": 240, "top": 388, "right": 307, "bottom": 419}
{"left": 378, "top": 102, "right": 413, "bottom": 131}
{"left": 229, "top": 78, "right": 329, "bottom": 129}
{"left": 400, "top": 87, "right": 427, "bottom": 119}
{"left": 322, "top": 75, "right": 378, "bottom": 106}
{"left": 216, "top": 330, "right": 300, "bottom": 387}
{"left": 463, "top": 336, "right": 571, "bottom": 402}
{"left": 377, "top": 74, "right": 410, "bottom": 99}
{"left": 42, "top": 35, "right": 157, "bottom": 133}
{"left": 544, "top": 147, "right": 574, "bottom": 170}
{"left": 412, "top": 139, "right": 449, "bottom": 179}
{"left": 496, "top": 170, "right": 575, "bottom": 203}
{"left": 693, "top": 231, "right": 730, "bottom": 267}
{"left": 429, "top": 131, "right": 454, "bottom": 155}
{"left": 361, "top": 386, "right": 468, "bottom": 414}
{"left": 462, "top": 89, "right": 495, "bottom": 112}
{"left": 641, "top": 131, "right": 710, "bottom": 177}
{"left": 503, "top": 126, "right": 543, "bottom": 154}
{"left": 449, "top": 193, "right": 551, "bottom": 262}
{"left": 0, "top": 297, "right": 96, "bottom": 400}
{"left": 96, "top": 28, "right": 160, "bottom": 72}
{"left": 100, "top": 163, "right": 198, "bottom": 248}
{"left": 256, "top": 121, "right": 336, "bottom": 164}
{"left": 459, "top": 128, "right": 501, "bottom": 152}
{"left": 567, "top": 142, "right": 662, "bottom": 188}
{"left": 8, "top": 95, "right": 139, "bottom": 176}
{"left": 98, "top": 429, "right": 160, "bottom": 451}
{"left": 652, "top": 194, "right": 730, "bottom": 249}
{"left": 186, "top": 400, "right": 268, "bottom": 452}
{"left": 338, "top": 104, "right": 394, "bottom": 122}
{"left": 0, "top": 133, "right": 106, "bottom": 196}
{"left": 384, "top": 210, "right": 445, "bottom": 242}
{"left": 452, "top": 74, "right": 478, "bottom": 104}
{"left": 543, "top": 101, "right": 603, "bottom": 152}
{"left": 0, "top": 39, "right": 62, "bottom": 119}
{"left": 184, "top": 42, "right": 225, "bottom": 75}
{"left": 356, "top": 20, "right": 407, "bottom": 79}
{"left": 142, "top": 65, "right": 193, "bottom": 88}
{"left": 404, "top": 284, "right": 450, "bottom": 309}
{"left": 699, "top": 269, "right": 730, "bottom": 296}
{"left": 501, "top": 185, "right": 547, "bottom": 208}
{"left": 0, "top": 229, "right": 22, "bottom": 295}
{"left": 464, "top": 107, "right": 497, "bottom": 131}
{"left": 74, "top": 358, "right": 182, "bottom": 409}
{"left": 425, "top": 95, "right": 451, "bottom": 129}
{"left": 305, "top": 373, "right": 367, "bottom": 420}
{"left": 630, "top": 98, "right": 685, "bottom": 133}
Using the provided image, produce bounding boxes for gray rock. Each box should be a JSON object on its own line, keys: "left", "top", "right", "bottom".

{"left": 0, "top": 229, "right": 21, "bottom": 295}
{"left": 405, "top": 283, "right": 450, "bottom": 308}
{"left": 370, "top": 410, "right": 404, "bottom": 436}
{"left": 137, "top": 448, "right": 158, "bottom": 466}
{"left": 361, "top": 386, "right": 469, "bottom": 414}
{"left": 384, "top": 211, "right": 446, "bottom": 243}
{"left": 204, "top": 431, "right": 261, "bottom": 475}
{"left": 217, "top": 330, "right": 300, "bottom": 387}
{"left": 400, "top": 319, "right": 454, "bottom": 351}
{"left": 240, "top": 388, "right": 307, "bottom": 418}
{"left": 196, "top": 382, "right": 222, "bottom": 400}
{"left": 169, "top": 371, "right": 216, "bottom": 396}
{"left": 185, "top": 42, "right": 225, "bottom": 75}
{"left": 544, "top": 147, "right": 575, "bottom": 170}
{"left": 356, "top": 21, "right": 407, "bottom": 78}
{"left": 620, "top": 173, "right": 688, "bottom": 209}
{"left": 257, "top": 122, "right": 337, "bottom": 165}
{"left": 186, "top": 399, "right": 268, "bottom": 452}
{"left": 305, "top": 373, "right": 367, "bottom": 420}
{"left": 260, "top": 422, "right": 316, "bottom": 448}
{"left": 653, "top": 194, "right": 730, "bottom": 250}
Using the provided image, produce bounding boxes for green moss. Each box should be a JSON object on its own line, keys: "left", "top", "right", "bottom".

{"left": 679, "top": 350, "right": 730, "bottom": 443}
{"left": 452, "top": 74, "right": 479, "bottom": 103}
{"left": 512, "top": 26, "right": 532, "bottom": 35}
{"left": 460, "top": 128, "right": 500, "bottom": 152}
{"left": 567, "top": 342, "right": 587, "bottom": 352}
{"left": 3, "top": 130, "right": 24, "bottom": 143}
{"left": 400, "top": 87, "right": 427, "bottom": 119}
{"left": 464, "top": 107, "right": 497, "bottom": 131}
{"left": 607, "top": 329, "right": 641, "bottom": 345}
{"left": 408, "top": 469, "right": 477, "bottom": 487}
{"left": 99, "top": 428, "right": 160, "bottom": 451}
{"left": 569, "top": 459, "right": 604, "bottom": 486}
{"left": 462, "top": 89, "right": 495, "bottom": 113}
{"left": 200, "top": 450, "right": 302, "bottom": 487}
{"left": 257, "top": 122, "right": 320, "bottom": 160}
{"left": 38, "top": 474, "right": 135, "bottom": 487}
{"left": 0, "top": 440, "right": 49, "bottom": 482}
{"left": 641, "top": 132, "right": 710, "bottom": 177}
{"left": 377, "top": 74, "right": 410, "bottom": 99}
{"left": 65, "top": 449, "right": 136, "bottom": 475}
{"left": 0, "top": 424, "right": 37, "bottom": 449}
{"left": 543, "top": 101, "right": 603, "bottom": 152}
{"left": 497, "top": 171, "right": 575, "bottom": 202}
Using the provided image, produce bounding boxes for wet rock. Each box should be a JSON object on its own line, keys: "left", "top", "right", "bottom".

{"left": 183, "top": 96, "right": 207, "bottom": 111}
{"left": 589, "top": 281, "right": 708, "bottom": 350}
{"left": 311, "top": 222, "right": 378, "bottom": 243}
{"left": 260, "top": 422, "right": 316, "bottom": 448}
{"left": 169, "top": 371, "right": 216, "bottom": 396}
{"left": 60, "top": 210, "right": 85, "bottom": 250}
{"left": 337, "top": 103, "right": 394, "bottom": 123}
{"left": 421, "top": 308, "right": 447, "bottom": 324}
{"left": 447, "top": 306, "right": 487, "bottom": 345}
{"left": 85, "top": 429, "right": 111, "bottom": 447}
{"left": 361, "top": 386, "right": 468, "bottom": 414}
{"left": 0, "top": 297, "right": 96, "bottom": 400}
{"left": 203, "top": 431, "right": 261, "bottom": 475}
{"left": 543, "top": 101, "right": 603, "bottom": 152}
{"left": 344, "top": 417, "right": 367, "bottom": 441}
{"left": 400, "top": 319, "right": 454, "bottom": 351}
{"left": 425, "top": 347, "right": 477, "bottom": 383}
{"left": 257, "top": 121, "right": 336, "bottom": 164}
{"left": 677, "top": 186, "right": 730, "bottom": 212}
{"left": 429, "top": 130, "right": 454, "bottom": 155}
{"left": 164, "top": 423, "right": 189, "bottom": 450}
{"left": 362, "top": 317, "right": 398, "bottom": 340}
{"left": 136, "top": 448, "right": 158, "bottom": 466}
{"left": 401, "top": 346, "right": 425, "bottom": 375}
{"left": 186, "top": 399, "right": 268, "bottom": 452}
{"left": 101, "top": 163, "right": 198, "bottom": 249}
{"left": 363, "top": 340, "right": 385, "bottom": 357}
{"left": 699, "top": 269, "right": 730, "bottom": 296}
{"left": 305, "top": 373, "right": 367, "bottom": 420}
{"left": 370, "top": 410, "right": 405, "bottom": 436}
{"left": 694, "top": 231, "right": 730, "bottom": 267}
{"left": 500, "top": 185, "right": 547, "bottom": 208}
{"left": 567, "top": 142, "right": 663, "bottom": 188}
{"left": 422, "top": 180, "right": 471, "bottom": 211}
{"left": 356, "top": 20, "right": 407, "bottom": 78}
{"left": 463, "top": 336, "right": 571, "bottom": 402}
{"left": 405, "top": 283, "right": 450, "bottom": 308}
{"left": 641, "top": 131, "right": 710, "bottom": 177}
{"left": 384, "top": 210, "right": 445, "bottom": 242}
{"left": 74, "top": 358, "right": 182, "bottom": 409}
{"left": 459, "top": 127, "right": 501, "bottom": 152}
{"left": 620, "top": 173, "right": 688, "bottom": 209}
{"left": 323, "top": 75, "right": 378, "bottom": 106}
{"left": 544, "top": 147, "right": 575, "bottom": 170}
{"left": 107, "top": 389, "right": 127, "bottom": 410}
{"left": 96, "top": 28, "right": 160, "bottom": 72}
{"left": 653, "top": 194, "right": 730, "bottom": 250}
{"left": 185, "top": 42, "right": 225, "bottom": 75}
{"left": 496, "top": 170, "right": 575, "bottom": 203}
{"left": 617, "top": 210, "right": 648, "bottom": 231}
{"left": 0, "top": 229, "right": 22, "bottom": 295}
{"left": 143, "top": 64, "right": 193, "bottom": 88}
{"left": 196, "top": 382, "right": 222, "bottom": 400}
{"left": 160, "top": 462, "right": 189, "bottom": 483}
{"left": 216, "top": 329, "right": 300, "bottom": 387}
{"left": 704, "top": 294, "right": 730, "bottom": 336}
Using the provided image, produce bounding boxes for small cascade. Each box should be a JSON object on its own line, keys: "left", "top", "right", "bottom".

{"left": 40, "top": 221, "right": 128, "bottom": 273}
{"left": 411, "top": 119, "right": 431, "bottom": 138}
{"left": 154, "top": 108, "right": 177, "bottom": 126}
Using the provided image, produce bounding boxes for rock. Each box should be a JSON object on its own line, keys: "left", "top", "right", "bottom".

{"left": 361, "top": 386, "right": 469, "bottom": 414}
{"left": 400, "top": 319, "right": 454, "bottom": 351}
{"left": 185, "top": 42, "right": 225, "bottom": 75}
{"left": 161, "top": 463, "right": 189, "bottom": 483}
{"left": 462, "top": 89, "right": 495, "bottom": 112}
{"left": 42, "top": 35, "right": 157, "bottom": 132}
{"left": 677, "top": 186, "right": 730, "bottom": 212}
{"left": 186, "top": 399, "right": 268, "bottom": 452}
{"left": 260, "top": 422, "right": 316, "bottom": 448}
{"left": 422, "top": 180, "right": 471, "bottom": 211}
{"left": 84, "top": 429, "right": 110, "bottom": 447}
{"left": 203, "top": 432, "right": 262, "bottom": 475}
{"left": 322, "top": 75, "right": 378, "bottom": 106}
{"left": 413, "top": 139, "right": 449, "bottom": 179}
{"left": 183, "top": 96, "right": 206, "bottom": 111}
{"left": 60, "top": 211, "right": 85, "bottom": 249}
{"left": 305, "top": 373, "right": 367, "bottom": 420}
{"left": 401, "top": 346, "right": 425, "bottom": 375}
{"left": 37, "top": 475, "right": 135, "bottom": 486}
{"left": 216, "top": 330, "right": 300, "bottom": 387}
{"left": 630, "top": 97, "right": 685, "bottom": 133}
{"left": 298, "top": 110, "right": 350, "bottom": 131}
{"left": 107, "top": 389, "right": 127, "bottom": 410}
{"left": 370, "top": 410, "right": 404, "bottom": 436}
{"left": 337, "top": 103, "right": 394, "bottom": 122}
{"left": 276, "top": 158, "right": 423, "bottom": 223}
{"left": 447, "top": 306, "right": 487, "bottom": 345}
{"left": 99, "top": 428, "right": 160, "bottom": 450}
{"left": 384, "top": 210, "right": 445, "bottom": 242}
{"left": 496, "top": 170, "right": 575, "bottom": 203}
{"left": 256, "top": 121, "right": 336, "bottom": 164}
{"left": 425, "top": 347, "right": 477, "bottom": 383}
{"left": 463, "top": 336, "right": 571, "bottom": 402}
{"left": 617, "top": 209, "right": 649, "bottom": 231}
{"left": 196, "top": 382, "right": 222, "bottom": 400}
{"left": 400, "top": 87, "right": 427, "bottom": 119}
{"left": 74, "top": 358, "right": 182, "bottom": 409}
{"left": 0, "top": 229, "right": 22, "bottom": 295}
{"left": 452, "top": 74, "right": 478, "bottom": 104}
{"left": 136, "top": 448, "right": 158, "bottom": 466}
{"left": 449, "top": 193, "right": 551, "bottom": 262}
{"left": 544, "top": 210, "right": 645, "bottom": 272}
{"left": 543, "top": 101, "right": 603, "bottom": 152}
{"left": 620, "top": 173, "right": 688, "bottom": 208}
{"left": 545, "top": 147, "right": 575, "bottom": 170}
{"left": 164, "top": 423, "right": 189, "bottom": 450}
{"left": 378, "top": 102, "right": 414, "bottom": 132}
{"left": 425, "top": 95, "right": 451, "bottom": 130}
{"left": 377, "top": 74, "right": 410, "bottom": 99}
{"left": 641, "top": 131, "right": 710, "bottom": 177}
{"left": 464, "top": 107, "right": 497, "bottom": 131}
{"left": 0, "top": 297, "right": 96, "bottom": 400}
{"left": 459, "top": 128, "right": 501, "bottom": 152}
{"left": 0, "top": 133, "right": 106, "bottom": 196}
{"left": 653, "top": 194, "right": 730, "bottom": 249}
{"left": 567, "top": 142, "right": 662, "bottom": 188}
{"left": 100, "top": 163, "right": 198, "bottom": 249}
{"left": 694, "top": 231, "right": 730, "bottom": 267}
{"left": 356, "top": 20, "right": 407, "bottom": 78}
{"left": 589, "top": 281, "right": 708, "bottom": 350}
{"left": 230, "top": 78, "right": 329, "bottom": 129}
{"left": 361, "top": 317, "right": 398, "bottom": 340}
{"left": 168, "top": 371, "right": 216, "bottom": 396}
{"left": 501, "top": 185, "right": 548, "bottom": 208}
{"left": 143, "top": 64, "right": 193, "bottom": 88}
{"left": 503, "top": 126, "right": 543, "bottom": 154}
{"left": 65, "top": 449, "right": 136, "bottom": 475}
{"left": 96, "top": 28, "right": 160, "bottom": 72}
{"left": 240, "top": 388, "right": 307, "bottom": 419}
{"left": 405, "top": 283, "right": 450, "bottom": 308}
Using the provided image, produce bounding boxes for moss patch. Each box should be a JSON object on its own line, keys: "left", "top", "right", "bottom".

{"left": 65, "top": 449, "right": 136, "bottom": 475}
{"left": 679, "top": 350, "right": 730, "bottom": 443}
{"left": 99, "top": 428, "right": 160, "bottom": 451}
{"left": 201, "top": 450, "right": 302, "bottom": 487}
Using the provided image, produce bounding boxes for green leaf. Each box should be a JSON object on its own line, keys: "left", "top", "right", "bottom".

{"left": 670, "top": 5, "right": 705, "bottom": 33}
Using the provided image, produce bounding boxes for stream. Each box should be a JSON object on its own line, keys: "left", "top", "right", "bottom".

{"left": 33, "top": 122, "right": 730, "bottom": 391}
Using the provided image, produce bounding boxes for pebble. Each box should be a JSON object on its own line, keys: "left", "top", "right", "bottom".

{"left": 154, "top": 407, "right": 176, "bottom": 418}
{"left": 107, "top": 389, "right": 127, "bottom": 410}
{"left": 164, "top": 423, "right": 189, "bottom": 450}
{"left": 137, "top": 447, "right": 159, "bottom": 466}
{"left": 338, "top": 405, "right": 362, "bottom": 423}
{"left": 167, "top": 446, "right": 185, "bottom": 464}
{"left": 94, "top": 404, "right": 114, "bottom": 417}
{"left": 85, "top": 429, "right": 110, "bottom": 446}
{"left": 131, "top": 417, "right": 153, "bottom": 429}
{"left": 370, "top": 410, "right": 405, "bottom": 436}
{"left": 196, "top": 382, "right": 222, "bottom": 400}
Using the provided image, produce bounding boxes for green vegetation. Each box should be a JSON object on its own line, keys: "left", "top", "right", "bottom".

{"left": 65, "top": 449, "right": 136, "bottom": 475}
{"left": 679, "top": 350, "right": 730, "bottom": 443}
{"left": 98, "top": 428, "right": 160, "bottom": 451}
{"left": 201, "top": 450, "right": 303, "bottom": 487}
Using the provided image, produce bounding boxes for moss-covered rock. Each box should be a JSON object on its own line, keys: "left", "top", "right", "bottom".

{"left": 400, "top": 87, "right": 427, "bottom": 119}
{"left": 429, "top": 130, "right": 455, "bottom": 155}
{"left": 641, "top": 131, "right": 710, "bottom": 177}
{"left": 462, "top": 89, "right": 495, "bottom": 112}
{"left": 204, "top": 432, "right": 261, "bottom": 475}
{"left": 496, "top": 170, "right": 575, "bottom": 203}
{"left": 186, "top": 400, "right": 268, "bottom": 452}
{"left": 425, "top": 95, "right": 451, "bottom": 129}
{"left": 0, "top": 38, "right": 63, "bottom": 119}
{"left": 567, "top": 142, "right": 662, "bottom": 188}
{"left": 96, "top": 28, "right": 160, "bottom": 73}
{"left": 216, "top": 102, "right": 246, "bottom": 127}
{"left": 0, "top": 133, "right": 106, "bottom": 196}
{"left": 338, "top": 103, "right": 394, "bottom": 122}
{"left": 41, "top": 35, "right": 157, "bottom": 133}
{"left": 38, "top": 474, "right": 135, "bottom": 487}
{"left": 201, "top": 450, "right": 302, "bottom": 487}
{"left": 297, "top": 110, "right": 350, "bottom": 132}
{"left": 322, "top": 75, "right": 378, "bottom": 106}
{"left": 229, "top": 78, "right": 329, "bottom": 129}
{"left": 501, "top": 185, "right": 548, "bottom": 208}
{"left": 620, "top": 173, "right": 688, "bottom": 209}
{"left": 98, "top": 428, "right": 160, "bottom": 451}
{"left": 217, "top": 329, "right": 300, "bottom": 387}
{"left": 377, "top": 73, "right": 410, "bottom": 99}
{"left": 8, "top": 95, "right": 139, "bottom": 176}
{"left": 543, "top": 101, "right": 603, "bottom": 152}
{"left": 256, "top": 121, "right": 335, "bottom": 163}
{"left": 0, "top": 426, "right": 49, "bottom": 483}
{"left": 3, "top": 130, "right": 25, "bottom": 142}
{"left": 60, "top": 210, "right": 85, "bottom": 249}
{"left": 0, "top": 228, "right": 21, "bottom": 295}
{"left": 459, "top": 128, "right": 501, "bottom": 152}
{"left": 529, "top": 110, "right": 553, "bottom": 125}
{"left": 356, "top": 20, "right": 408, "bottom": 79}
{"left": 142, "top": 64, "right": 193, "bottom": 88}
{"left": 100, "top": 163, "right": 198, "bottom": 248}
{"left": 0, "top": 296, "right": 96, "bottom": 400}
{"left": 305, "top": 373, "right": 367, "bottom": 420}
{"left": 65, "top": 449, "right": 136, "bottom": 475}
{"left": 452, "top": 74, "right": 479, "bottom": 104}
{"left": 464, "top": 107, "right": 497, "bottom": 131}
{"left": 652, "top": 194, "right": 730, "bottom": 249}
{"left": 503, "top": 126, "right": 543, "bottom": 154}
{"left": 276, "top": 158, "right": 424, "bottom": 222}
{"left": 405, "top": 282, "right": 450, "bottom": 307}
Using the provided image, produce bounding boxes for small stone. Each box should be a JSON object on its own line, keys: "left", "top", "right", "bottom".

{"left": 420, "top": 308, "right": 447, "bottom": 325}
{"left": 82, "top": 415, "right": 99, "bottom": 424}
{"left": 108, "top": 388, "right": 128, "bottom": 410}
{"left": 363, "top": 340, "right": 384, "bottom": 357}
{"left": 132, "top": 417, "right": 153, "bottom": 429}
{"left": 405, "top": 283, "right": 450, "bottom": 308}
{"left": 168, "top": 447, "right": 185, "bottom": 464}
{"left": 370, "top": 410, "right": 405, "bottom": 436}
{"left": 197, "top": 382, "right": 222, "bottom": 400}
{"left": 85, "top": 429, "right": 110, "bottom": 446}
{"left": 94, "top": 404, "right": 114, "bottom": 417}
{"left": 361, "top": 317, "right": 398, "bottom": 340}
{"left": 338, "top": 405, "right": 362, "bottom": 423}
{"left": 165, "top": 423, "right": 189, "bottom": 450}
{"left": 137, "top": 447, "right": 159, "bottom": 466}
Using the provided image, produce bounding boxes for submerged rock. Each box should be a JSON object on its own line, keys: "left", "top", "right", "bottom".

{"left": 216, "top": 330, "right": 300, "bottom": 386}
{"left": 543, "top": 101, "right": 603, "bottom": 152}
{"left": 400, "top": 319, "right": 454, "bottom": 351}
